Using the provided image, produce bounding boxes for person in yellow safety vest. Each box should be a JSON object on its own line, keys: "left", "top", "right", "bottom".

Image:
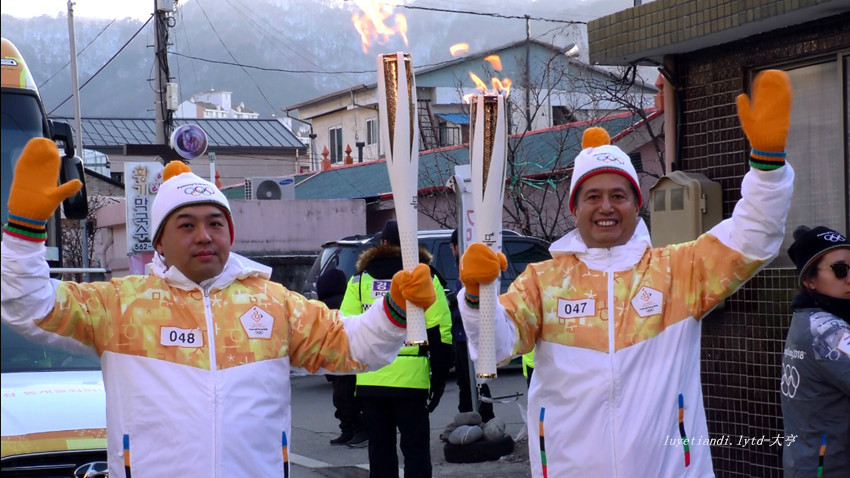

{"left": 522, "top": 348, "right": 535, "bottom": 389}
{"left": 341, "top": 220, "right": 453, "bottom": 478}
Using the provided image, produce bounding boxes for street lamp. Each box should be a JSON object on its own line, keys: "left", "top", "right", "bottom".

{"left": 564, "top": 43, "right": 580, "bottom": 58}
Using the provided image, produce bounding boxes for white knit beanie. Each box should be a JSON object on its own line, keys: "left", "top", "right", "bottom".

{"left": 568, "top": 127, "right": 642, "bottom": 214}
{"left": 150, "top": 161, "right": 234, "bottom": 246}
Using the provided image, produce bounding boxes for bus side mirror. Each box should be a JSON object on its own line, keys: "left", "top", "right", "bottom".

{"left": 49, "top": 120, "right": 88, "bottom": 220}
{"left": 49, "top": 120, "right": 76, "bottom": 159}
{"left": 60, "top": 154, "right": 88, "bottom": 220}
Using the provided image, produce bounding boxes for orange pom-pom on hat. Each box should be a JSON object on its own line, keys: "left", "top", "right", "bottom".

{"left": 568, "top": 126, "right": 641, "bottom": 214}
{"left": 150, "top": 160, "right": 234, "bottom": 246}
{"left": 162, "top": 160, "right": 191, "bottom": 181}
{"left": 581, "top": 127, "right": 610, "bottom": 149}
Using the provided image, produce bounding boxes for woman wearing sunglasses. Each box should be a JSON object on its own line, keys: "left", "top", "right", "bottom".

{"left": 781, "top": 225, "right": 849, "bottom": 477}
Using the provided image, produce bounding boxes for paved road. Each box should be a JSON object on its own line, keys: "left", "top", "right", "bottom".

{"left": 288, "top": 366, "right": 533, "bottom": 477}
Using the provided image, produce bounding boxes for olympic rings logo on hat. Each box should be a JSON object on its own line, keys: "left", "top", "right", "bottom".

{"left": 182, "top": 185, "right": 215, "bottom": 196}
{"left": 817, "top": 231, "right": 846, "bottom": 242}
{"left": 593, "top": 152, "right": 624, "bottom": 165}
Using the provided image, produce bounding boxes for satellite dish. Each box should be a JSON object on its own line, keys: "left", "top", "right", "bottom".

{"left": 255, "top": 180, "right": 283, "bottom": 200}
{"left": 170, "top": 124, "right": 208, "bottom": 159}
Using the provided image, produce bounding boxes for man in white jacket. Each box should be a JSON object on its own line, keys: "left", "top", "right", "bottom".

{"left": 1, "top": 151, "right": 436, "bottom": 477}
{"left": 458, "top": 70, "right": 795, "bottom": 477}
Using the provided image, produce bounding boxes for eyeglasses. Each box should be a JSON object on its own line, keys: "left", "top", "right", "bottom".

{"left": 818, "top": 262, "right": 849, "bottom": 279}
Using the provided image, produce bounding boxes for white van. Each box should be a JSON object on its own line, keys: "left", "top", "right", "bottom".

{"left": 1, "top": 323, "right": 108, "bottom": 476}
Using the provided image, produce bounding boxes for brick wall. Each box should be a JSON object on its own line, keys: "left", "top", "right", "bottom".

{"left": 678, "top": 13, "right": 848, "bottom": 477}
{"left": 588, "top": 0, "right": 839, "bottom": 65}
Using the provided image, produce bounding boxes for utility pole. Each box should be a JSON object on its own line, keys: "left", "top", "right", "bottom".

{"left": 154, "top": 0, "right": 174, "bottom": 145}
{"left": 524, "top": 15, "right": 531, "bottom": 133}
{"left": 67, "top": 0, "right": 91, "bottom": 280}
{"left": 67, "top": 1, "right": 84, "bottom": 159}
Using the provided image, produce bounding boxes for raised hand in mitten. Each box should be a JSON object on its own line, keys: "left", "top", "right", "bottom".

{"left": 384, "top": 264, "right": 437, "bottom": 327}
{"left": 4, "top": 138, "right": 82, "bottom": 242}
{"left": 736, "top": 69, "right": 792, "bottom": 170}
{"left": 459, "top": 243, "right": 506, "bottom": 307}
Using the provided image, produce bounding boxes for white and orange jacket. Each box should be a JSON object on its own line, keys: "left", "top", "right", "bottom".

{"left": 460, "top": 165, "right": 794, "bottom": 477}
{"left": 1, "top": 239, "right": 406, "bottom": 477}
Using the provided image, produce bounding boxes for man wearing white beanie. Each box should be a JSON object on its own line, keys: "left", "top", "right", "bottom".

{"left": 1, "top": 152, "right": 437, "bottom": 477}
{"left": 457, "top": 70, "right": 796, "bottom": 476}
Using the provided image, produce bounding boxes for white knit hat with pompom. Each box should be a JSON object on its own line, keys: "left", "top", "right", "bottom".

{"left": 568, "top": 127, "right": 642, "bottom": 214}
{"left": 150, "top": 161, "right": 234, "bottom": 245}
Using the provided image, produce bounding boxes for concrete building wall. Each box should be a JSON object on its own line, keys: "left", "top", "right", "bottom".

{"left": 93, "top": 198, "right": 366, "bottom": 291}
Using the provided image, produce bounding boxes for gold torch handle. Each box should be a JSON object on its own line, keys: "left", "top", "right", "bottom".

{"left": 470, "top": 94, "right": 508, "bottom": 380}
{"left": 378, "top": 52, "right": 428, "bottom": 345}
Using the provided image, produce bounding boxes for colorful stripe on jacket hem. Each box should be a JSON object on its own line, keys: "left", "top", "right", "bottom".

{"left": 539, "top": 407, "right": 548, "bottom": 478}
{"left": 283, "top": 431, "right": 290, "bottom": 478}
{"left": 678, "top": 393, "right": 690, "bottom": 467}
{"left": 123, "top": 434, "right": 132, "bottom": 478}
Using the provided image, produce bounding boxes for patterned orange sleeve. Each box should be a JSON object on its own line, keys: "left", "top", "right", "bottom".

{"left": 498, "top": 262, "right": 546, "bottom": 357}
{"left": 38, "top": 279, "right": 124, "bottom": 355}
{"left": 284, "top": 290, "right": 370, "bottom": 374}
{"left": 665, "top": 234, "right": 765, "bottom": 322}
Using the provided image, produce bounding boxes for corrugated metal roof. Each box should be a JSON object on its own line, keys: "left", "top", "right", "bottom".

{"left": 435, "top": 113, "right": 469, "bottom": 125}
{"left": 294, "top": 112, "right": 646, "bottom": 200}
{"left": 53, "top": 117, "right": 304, "bottom": 149}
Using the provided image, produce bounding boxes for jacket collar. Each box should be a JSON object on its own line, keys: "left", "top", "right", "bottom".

{"left": 148, "top": 252, "right": 272, "bottom": 292}
{"left": 548, "top": 219, "right": 651, "bottom": 271}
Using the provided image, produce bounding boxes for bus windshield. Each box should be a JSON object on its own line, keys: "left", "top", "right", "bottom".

{"left": 1, "top": 322, "right": 101, "bottom": 373}
{"left": 1, "top": 91, "right": 47, "bottom": 226}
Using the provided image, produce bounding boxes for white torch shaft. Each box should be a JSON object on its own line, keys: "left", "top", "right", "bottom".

{"left": 470, "top": 94, "right": 507, "bottom": 380}
{"left": 377, "top": 52, "right": 427, "bottom": 345}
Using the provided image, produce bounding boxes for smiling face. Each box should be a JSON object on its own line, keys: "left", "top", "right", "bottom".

{"left": 573, "top": 173, "right": 640, "bottom": 249}
{"left": 803, "top": 247, "right": 850, "bottom": 299}
{"left": 155, "top": 204, "right": 232, "bottom": 284}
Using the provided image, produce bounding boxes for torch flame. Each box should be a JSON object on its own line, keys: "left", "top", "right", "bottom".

{"left": 469, "top": 72, "right": 488, "bottom": 93}
{"left": 492, "top": 77, "right": 511, "bottom": 95}
{"left": 484, "top": 55, "right": 502, "bottom": 71}
{"left": 351, "top": 1, "right": 408, "bottom": 53}
{"left": 450, "top": 43, "right": 470, "bottom": 56}
{"left": 461, "top": 53, "right": 511, "bottom": 99}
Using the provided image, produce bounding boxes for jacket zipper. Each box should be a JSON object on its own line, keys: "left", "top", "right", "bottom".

{"left": 203, "top": 290, "right": 218, "bottom": 476}
{"left": 606, "top": 252, "right": 619, "bottom": 477}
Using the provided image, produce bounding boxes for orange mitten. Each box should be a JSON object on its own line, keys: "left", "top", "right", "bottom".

{"left": 4, "top": 138, "right": 82, "bottom": 242}
{"left": 736, "top": 69, "right": 792, "bottom": 170}
{"left": 385, "top": 264, "right": 437, "bottom": 325}
{"left": 459, "top": 243, "right": 507, "bottom": 298}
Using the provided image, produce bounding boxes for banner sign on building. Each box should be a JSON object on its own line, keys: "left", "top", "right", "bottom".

{"left": 125, "top": 162, "right": 164, "bottom": 255}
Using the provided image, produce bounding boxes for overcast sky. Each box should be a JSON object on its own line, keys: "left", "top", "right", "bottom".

{"left": 1, "top": 0, "right": 634, "bottom": 22}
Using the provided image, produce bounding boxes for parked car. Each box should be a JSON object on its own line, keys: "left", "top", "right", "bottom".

{"left": 1, "top": 323, "right": 108, "bottom": 477}
{"left": 301, "top": 229, "right": 552, "bottom": 299}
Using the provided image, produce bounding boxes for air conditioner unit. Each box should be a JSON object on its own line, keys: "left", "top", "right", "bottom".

{"left": 245, "top": 176, "right": 295, "bottom": 200}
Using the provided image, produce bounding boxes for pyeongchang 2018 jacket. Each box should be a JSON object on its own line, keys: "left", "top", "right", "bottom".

{"left": 460, "top": 165, "right": 794, "bottom": 478}
{"left": 780, "top": 294, "right": 850, "bottom": 478}
{"left": 1, "top": 239, "right": 406, "bottom": 478}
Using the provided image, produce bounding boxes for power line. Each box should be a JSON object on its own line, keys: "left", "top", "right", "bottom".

{"left": 227, "top": 0, "right": 355, "bottom": 82}
{"left": 195, "top": 0, "right": 278, "bottom": 115}
{"left": 48, "top": 14, "right": 154, "bottom": 115}
{"left": 169, "top": 51, "right": 483, "bottom": 77}
{"left": 397, "top": 4, "right": 586, "bottom": 24}
{"left": 169, "top": 51, "right": 374, "bottom": 74}
{"left": 38, "top": 18, "right": 117, "bottom": 90}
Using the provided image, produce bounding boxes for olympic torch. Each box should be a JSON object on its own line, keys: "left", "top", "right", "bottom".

{"left": 469, "top": 94, "right": 508, "bottom": 379}
{"left": 377, "top": 52, "right": 427, "bottom": 346}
